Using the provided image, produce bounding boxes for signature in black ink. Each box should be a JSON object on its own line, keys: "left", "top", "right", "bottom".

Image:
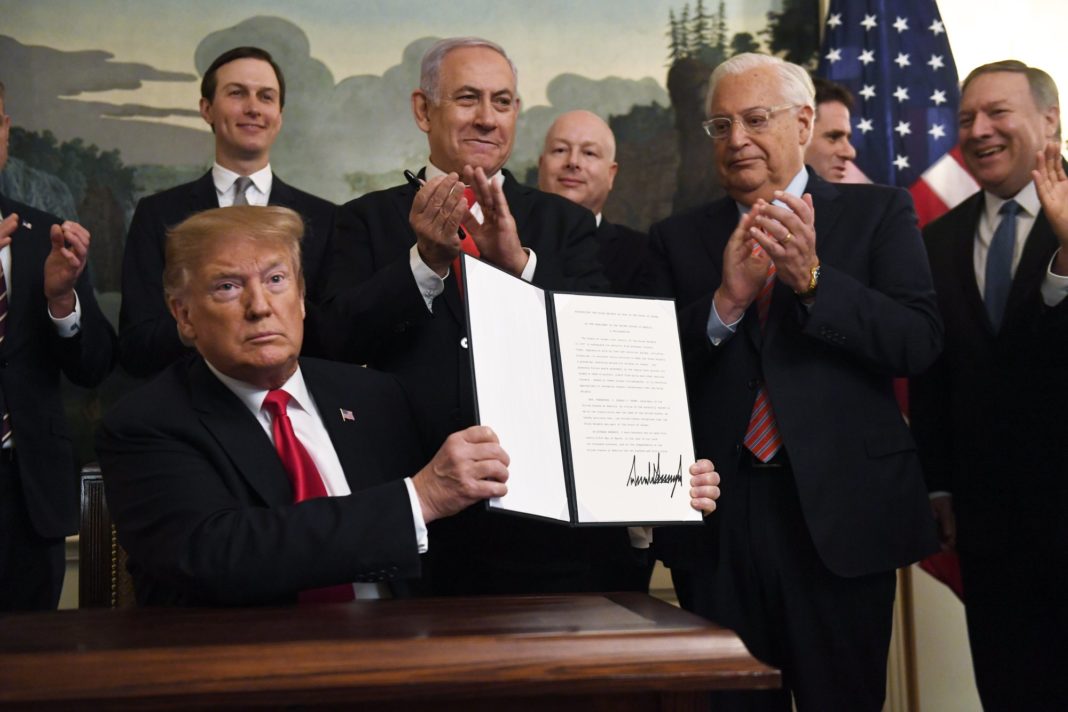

{"left": 625, "top": 454, "right": 684, "bottom": 497}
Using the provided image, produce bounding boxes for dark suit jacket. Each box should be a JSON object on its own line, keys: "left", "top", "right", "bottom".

{"left": 910, "top": 191, "right": 1068, "bottom": 557}
{"left": 0, "top": 194, "right": 116, "bottom": 538}
{"left": 96, "top": 357, "right": 428, "bottom": 606}
{"left": 118, "top": 171, "right": 335, "bottom": 376}
{"left": 320, "top": 169, "right": 610, "bottom": 594}
{"left": 596, "top": 220, "right": 649, "bottom": 295}
{"left": 647, "top": 170, "right": 942, "bottom": 578}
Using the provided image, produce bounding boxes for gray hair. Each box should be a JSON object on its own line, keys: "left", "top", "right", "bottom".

{"left": 419, "top": 37, "right": 518, "bottom": 103}
{"left": 706, "top": 53, "right": 815, "bottom": 117}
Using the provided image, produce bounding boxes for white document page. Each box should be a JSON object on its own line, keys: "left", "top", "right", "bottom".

{"left": 464, "top": 256, "right": 571, "bottom": 522}
{"left": 551, "top": 293, "right": 700, "bottom": 524}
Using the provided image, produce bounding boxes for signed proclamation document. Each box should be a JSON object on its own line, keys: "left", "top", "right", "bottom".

{"left": 463, "top": 255, "right": 701, "bottom": 526}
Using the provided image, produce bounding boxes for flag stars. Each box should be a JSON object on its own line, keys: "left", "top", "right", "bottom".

{"left": 929, "top": 19, "right": 945, "bottom": 35}
{"left": 857, "top": 118, "right": 874, "bottom": 134}
{"left": 894, "top": 86, "right": 910, "bottom": 102}
{"left": 931, "top": 89, "right": 948, "bottom": 106}
{"left": 928, "top": 54, "right": 945, "bottom": 70}
{"left": 893, "top": 154, "right": 911, "bottom": 170}
{"left": 893, "top": 16, "right": 909, "bottom": 33}
{"left": 825, "top": 47, "right": 843, "bottom": 64}
{"left": 895, "top": 120, "right": 912, "bottom": 137}
{"left": 929, "top": 124, "right": 947, "bottom": 140}
{"left": 895, "top": 52, "right": 911, "bottom": 69}
{"left": 860, "top": 84, "right": 877, "bottom": 100}
{"left": 859, "top": 49, "right": 875, "bottom": 65}
{"left": 827, "top": 13, "right": 843, "bottom": 28}
{"left": 861, "top": 14, "right": 878, "bottom": 31}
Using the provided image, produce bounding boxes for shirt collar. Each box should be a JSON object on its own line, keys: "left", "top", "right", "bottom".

{"left": 205, "top": 360, "right": 312, "bottom": 418}
{"left": 736, "top": 167, "right": 809, "bottom": 216}
{"left": 212, "top": 162, "right": 273, "bottom": 197}
{"left": 983, "top": 180, "right": 1039, "bottom": 224}
{"left": 424, "top": 161, "right": 506, "bottom": 189}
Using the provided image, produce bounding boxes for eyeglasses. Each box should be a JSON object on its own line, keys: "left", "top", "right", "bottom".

{"left": 702, "top": 104, "right": 797, "bottom": 140}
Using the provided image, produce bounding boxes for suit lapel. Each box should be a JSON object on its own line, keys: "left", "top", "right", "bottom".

{"left": 946, "top": 194, "right": 991, "bottom": 332}
{"left": 1004, "top": 208, "right": 1058, "bottom": 328}
{"left": 188, "top": 359, "right": 293, "bottom": 505}
{"left": 302, "top": 364, "right": 368, "bottom": 490}
{"left": 190, "top": 171, "right": 220, "bottom": 212}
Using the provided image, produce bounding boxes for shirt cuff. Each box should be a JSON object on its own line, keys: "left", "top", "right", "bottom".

{"left": 519, "top": 247, "right": 536, "bottom": 282}
{"left": 409, "top": 244, "right": 445, "bottom": 312}
{"left": 48, "top": 290, "right": 82, "bottom": 338}
{"left": 404, "top": 477, "right": 429, "bottom": 554}
{"left": 1041, "top": 249, "right": 1068, "bottom": 307}
{"left": 706, "top": 298, "right": 741, "bottom": 346}
{"left": 628, "top": 526, "right": 653, "bottom": 549}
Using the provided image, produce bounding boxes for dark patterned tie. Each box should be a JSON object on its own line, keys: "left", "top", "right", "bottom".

{"left": 232, "top": 176, "right": 253, "bottom": 207}
{"left": 984, "top": 199, "right": 1020, "bottom": 331}
{"left": 742, "top": 258, "right": 782, "bottom": 463}
{"left": 262, "top": 389, "right": 355, "bottom": 603}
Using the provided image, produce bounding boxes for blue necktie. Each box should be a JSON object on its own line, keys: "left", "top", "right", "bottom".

{"left": 984, "top": 199, "right": 1020, "bottom": 331}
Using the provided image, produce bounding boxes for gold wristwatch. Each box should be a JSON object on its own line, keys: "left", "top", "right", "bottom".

{"left": 796, "top": 262, "right": 820, "bottom": 299}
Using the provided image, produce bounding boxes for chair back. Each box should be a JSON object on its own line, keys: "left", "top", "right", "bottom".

{"left": 79, "top": 464, "right": 136, "bottom": 608}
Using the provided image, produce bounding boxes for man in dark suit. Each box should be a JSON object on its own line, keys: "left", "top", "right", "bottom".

{"left": 98, "top": 206, "right": 511, "bottom": 606}
{"left": 910, "top": 60, "right": 1068, "bottom": 711}
{"left": 803, "top": 77, "right": 857, "bottom": 184}
{"left": 0, "top": 80, "right": 117, "bottom": 610}
{"left": 119, "top": 46, "right": 334, "bottom": 377}
{"left": 647, "top": 53, "right": 941, "bottom": 710}
{"left": 538, "top": 109, "right": 649, "bottom": 295}
{"left": 321, "top": 38, "right": 612, "bottom": 596}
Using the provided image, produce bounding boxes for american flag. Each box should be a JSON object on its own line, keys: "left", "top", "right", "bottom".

{"left": 817, "top": 0, "right": 977, "bottom": 227}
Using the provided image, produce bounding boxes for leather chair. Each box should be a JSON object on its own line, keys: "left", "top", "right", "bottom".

{"left": 79, "top": 464, "right": 135, "bottom": 608}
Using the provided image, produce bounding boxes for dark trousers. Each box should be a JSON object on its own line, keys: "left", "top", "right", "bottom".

{"left": 689, "top": 453, "right": 896, "bottom": 712}
{"left": 0, "top": 452, "right": 65, "bottom": 611}
{"left": 960, "top": 547, "right": 1068, "bottom": 712}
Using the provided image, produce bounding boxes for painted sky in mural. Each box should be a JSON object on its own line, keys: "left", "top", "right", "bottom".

{"left": 0, "top": 0, "right": 776, "bottom": 202}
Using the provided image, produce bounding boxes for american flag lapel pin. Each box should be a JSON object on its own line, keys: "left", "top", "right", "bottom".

{"left": 339, "top": 408, "right": 355, "bottom": 422}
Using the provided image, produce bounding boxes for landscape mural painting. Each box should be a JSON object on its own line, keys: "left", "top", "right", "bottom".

{"left": 0, "top": 0, "right": 817, "bottom": 461}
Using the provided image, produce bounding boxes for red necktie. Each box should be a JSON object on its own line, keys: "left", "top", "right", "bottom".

{"left": 262, "top": 389, "right": 355, "bottom": 603}
{"left": 742, "top": 257, "right": 783, "bottom": 463}
{"left": 452, "top": 187, "right": 481, "bottom": 299}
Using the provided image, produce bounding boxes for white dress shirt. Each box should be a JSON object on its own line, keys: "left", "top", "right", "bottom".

{"left": 212, "top": 163, "right": 272, "bottom": 207}
{"left": 974, "top": 182, "right": 1068, "bottom": 307}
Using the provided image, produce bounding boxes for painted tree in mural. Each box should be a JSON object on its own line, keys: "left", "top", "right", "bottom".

{"left": 8, "top": 127, "right": 135, "bottom": 293}
{"left": 761, "top": 0, "right": 820, "bottom": 66}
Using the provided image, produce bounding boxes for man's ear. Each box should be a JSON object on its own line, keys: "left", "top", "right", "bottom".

{"left": 797, "top": 105, "right": 815, "bottom": 146}
{"left": 169, "top": 296, "right": 197, "bottom": 347}
{"left": 199, "top": 97, "right": 215, "bottom": 133}
{"left": 1043, "top": 104, "right": 1060, "bottom": 141}
{"left": 411, "top": 90, "right": 432, "bottom": 134}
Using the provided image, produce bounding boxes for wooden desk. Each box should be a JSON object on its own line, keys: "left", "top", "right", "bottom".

{"left": 0, "top": 592, "right": 778, "bottom": 710}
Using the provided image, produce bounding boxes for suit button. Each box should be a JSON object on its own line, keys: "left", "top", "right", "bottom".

{"left": 393, "top": 322, "right": 408, "bottom": 333}
{"left": 0, "top": 360, "right": 7, "bottom": 368}
{"left": 747, "top": 378, "right": 760, "bottom": 390}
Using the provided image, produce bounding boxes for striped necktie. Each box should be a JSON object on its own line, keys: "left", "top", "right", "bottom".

{"left": 741, "top": 259, "right": 782, "bottom": 462}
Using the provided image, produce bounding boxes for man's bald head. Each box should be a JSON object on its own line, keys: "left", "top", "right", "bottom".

{"left": 538, "top": 110, "right": 618, "bottom": 215}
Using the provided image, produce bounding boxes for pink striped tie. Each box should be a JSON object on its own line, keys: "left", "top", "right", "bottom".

{"left": 742, "top": 260, "right": 782, "bottom": 462}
